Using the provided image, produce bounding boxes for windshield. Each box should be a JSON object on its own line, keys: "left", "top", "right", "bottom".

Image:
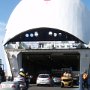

{"left": 38, "top": 74, "right": 49, "bottom": 78}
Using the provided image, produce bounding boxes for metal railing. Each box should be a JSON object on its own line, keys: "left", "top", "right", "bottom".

{"left": 4, "top": 41, "right": 87, "bottom": 50}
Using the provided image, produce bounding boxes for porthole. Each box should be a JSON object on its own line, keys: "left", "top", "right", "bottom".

{"left": 34, "top": 32, "right": 38, "bottom": 37}
{"left": 48, "top": 31, "right": 53, "bottom": 36}
{"left": 54, "top": 33, "right": 57, "bottom": 37}
{"left": 59, "top": 33, "right": 62, "bottom": 36}
{"left": 30, "top": 33, "right": 34, "bottom": 37}
{"left": 25, "top": 33, "right": 29, "bottom": 37}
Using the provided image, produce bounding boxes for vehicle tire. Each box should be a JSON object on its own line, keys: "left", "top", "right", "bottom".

{"left": 70, "top": 82, "right": 73, "bottom": 88}
{"left": 71, "top": 83, "right": 74, "bottom": 88}
{"left": 61, "top": 83, "right": 64, "bottom": 88}
{"left": 37, "top": 84, "right": 39, "bottom": 86}
{"left": 71, "top": 85, "right": 73, "bottom": 88}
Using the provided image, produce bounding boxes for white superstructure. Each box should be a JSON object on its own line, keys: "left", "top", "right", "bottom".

{"left": 3, "top": 0, "right": 90, "bottom": 44}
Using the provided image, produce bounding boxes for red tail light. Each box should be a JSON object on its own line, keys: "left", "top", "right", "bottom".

{"left": 48, "top": 77, "right": 50, "bottom": 80}
{"left": 11, "top": 85, "right": 16, "bottom": 88}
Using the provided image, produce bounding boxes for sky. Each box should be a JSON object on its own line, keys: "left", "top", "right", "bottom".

{"left": 0, "top": 0, "right": 90, "bottom": 65}
{"left": 82, "top": 0, "right": 90, "bottom": 10}
{"left": 0, "top": 0, "right": 20, "bottom": 66}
